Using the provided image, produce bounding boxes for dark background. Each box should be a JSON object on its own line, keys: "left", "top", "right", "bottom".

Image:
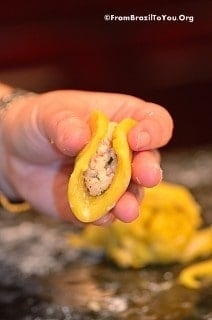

{"left": 0, "top": 0, "right": 211, "bottom": 149}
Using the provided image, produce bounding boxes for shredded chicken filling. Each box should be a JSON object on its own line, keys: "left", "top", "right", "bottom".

{"left": 84, "top": 123, "right": 117, "bottom": 196}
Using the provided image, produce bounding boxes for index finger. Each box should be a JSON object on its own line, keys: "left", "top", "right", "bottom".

{"left": 76, "top": 91, "right": 174, "bottom": 151}
{"left": 40, "top": 90, "right": 173, "bottom": 152}
{"left": 127, "top": 102, "right": 174, "bottom": 151}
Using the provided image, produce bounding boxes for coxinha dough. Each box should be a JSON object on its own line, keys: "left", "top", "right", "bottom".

{"left": 69, "top": 182, "right": 212, "bottom": 288}
{"left": 68, "top": 111, "right": 136, "bottom": 222}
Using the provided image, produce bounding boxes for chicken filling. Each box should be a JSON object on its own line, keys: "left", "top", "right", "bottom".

{"left": 84, "top": 123, "right": 117, "bottom": 196}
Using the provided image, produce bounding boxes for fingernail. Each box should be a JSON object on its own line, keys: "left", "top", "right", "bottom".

{"left": 135, "top": 131, "right": 151, "bottom": 150}
{"left": 94, "top": 213, "right": 115, "bottom": 226}
{"left": 135, "top": 167, "right": 163, "bottom": 186}
{"left": 154, "top": 167, "right": 163, "bottom": 184}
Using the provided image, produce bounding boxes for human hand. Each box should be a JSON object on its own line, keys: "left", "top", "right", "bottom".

{"left": 0, "top": 89, "right": 173, "bottom": 225}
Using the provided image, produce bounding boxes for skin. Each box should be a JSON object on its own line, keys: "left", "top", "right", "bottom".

{"left": 0, "top": 86, "right": 173, "bottom": 226}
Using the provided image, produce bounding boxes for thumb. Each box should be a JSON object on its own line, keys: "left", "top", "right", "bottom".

{"left": 42, "top": 112, "right": 91, "bottom": 157}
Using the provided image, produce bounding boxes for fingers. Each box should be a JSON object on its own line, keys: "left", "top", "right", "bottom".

{"left": 39, "top": 110, "right": 91, "bottom": 157}
{"left": 52, "top": 116, "right": 90, "bottom": 157}
{"left": 33, "top": 90, "right": 172, "bottom": 227}
{"left": 36, "top": 91, "right": 173, "bottom": 157}
{"left": 93, "top": 213, "right": 116, "bottom": 226}
{"left": 132, "top": 150, "right": 163, "bottom": 187}
{"left": 94, "top": 182, "right": 144, "bottom": 226}
{"left": 80, "top": 92, "right": 173, "bottom": 151}
{"left": 112, "top": 191, "right": 141, "bottom": 222}
{"left": 96, "top": 149, "right": 162, "bottom": 226}
{"left": 94, "top": 194, "right": 140, "bottom": 226}
{"left": 128, "top": 103, "right": 174, "bottom": 151}
{"left": 61, "top": 150, "right": 161, "bottom": 226}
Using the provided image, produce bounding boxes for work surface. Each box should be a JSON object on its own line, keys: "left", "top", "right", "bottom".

{"left": 0, "top": 147, "right": 211, "bottom": 320}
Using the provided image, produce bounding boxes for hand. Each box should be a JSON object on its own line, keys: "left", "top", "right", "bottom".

{"left": 0, "top": 90, "right": 173, "bottom": 226}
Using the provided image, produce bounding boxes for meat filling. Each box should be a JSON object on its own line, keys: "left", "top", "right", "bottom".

{"left": 84, "top": 123, "right": 117, "bottom": 196}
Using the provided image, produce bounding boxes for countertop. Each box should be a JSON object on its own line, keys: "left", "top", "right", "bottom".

{"left": 0, "top": 146, "right": 211, "bottom": 320}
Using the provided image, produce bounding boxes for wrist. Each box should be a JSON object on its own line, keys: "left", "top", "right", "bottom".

{"left": 0, "top": 84, "right": 36, "bottom": 200}
{"left": 0, "top": 133, "right": 21, "bottom": 201}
